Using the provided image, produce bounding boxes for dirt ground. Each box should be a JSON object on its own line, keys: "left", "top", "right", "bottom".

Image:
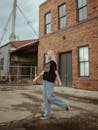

{"left": 0, "top": 84, "right": 98, "bottom": 130}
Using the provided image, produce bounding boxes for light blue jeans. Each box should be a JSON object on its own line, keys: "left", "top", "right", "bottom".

{"left": 42, "top": 80, "right": 69, "bottom": 116}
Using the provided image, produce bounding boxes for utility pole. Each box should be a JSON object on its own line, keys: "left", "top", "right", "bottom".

{"left": 9, "top": 0, "right": 17, "bottom": 41}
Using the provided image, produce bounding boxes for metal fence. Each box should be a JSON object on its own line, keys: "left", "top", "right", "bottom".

{"left": 0, "top": 65, "right": 37, "bottom": 85}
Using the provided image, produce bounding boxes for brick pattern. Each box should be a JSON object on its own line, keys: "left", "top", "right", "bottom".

{"left": 39, "top": 0, "right": 98, "bottom": 90}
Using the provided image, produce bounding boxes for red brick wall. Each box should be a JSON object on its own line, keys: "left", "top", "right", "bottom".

{"left": 38, "top": 0, "right": 98, "bottom": 90}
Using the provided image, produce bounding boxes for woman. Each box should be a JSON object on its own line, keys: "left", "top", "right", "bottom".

{"left": 33, "top": 50, "right": 70, "bottom": 119}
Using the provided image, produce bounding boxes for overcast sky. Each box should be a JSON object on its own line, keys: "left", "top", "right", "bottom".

{"left": 0, "top": 0, "right": 46, "bottom": 46}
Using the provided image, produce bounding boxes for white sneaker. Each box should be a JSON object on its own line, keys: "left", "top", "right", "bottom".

{"left": 40, "top": 113, "right": 51, "bottom": 120}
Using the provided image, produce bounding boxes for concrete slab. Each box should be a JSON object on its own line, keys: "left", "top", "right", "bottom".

{"left": 0, "top": 85, "right": 98, "bottom": 125}
{"left": 54, "top": 86, "right": 98, "bottom": 100}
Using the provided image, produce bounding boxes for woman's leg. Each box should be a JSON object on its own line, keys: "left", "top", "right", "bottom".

{"left": 42, "top": 80, "right": 51, "bottom": 116}
{"left": 47, "top": 81, "right": 69, "bottom": 109}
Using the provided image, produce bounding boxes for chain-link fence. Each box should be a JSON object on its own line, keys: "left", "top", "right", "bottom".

{"left": 0, "top": 65, "right": 37, "bottom": 85}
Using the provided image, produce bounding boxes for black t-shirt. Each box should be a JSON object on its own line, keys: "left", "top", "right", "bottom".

{"left": 43, "top": 60, "right": 57, "bottom": 83}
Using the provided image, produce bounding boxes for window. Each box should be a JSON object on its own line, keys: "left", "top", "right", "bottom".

{"left": 77, "top": 0, "right": 87, "bottom": 21}
{"left": 45, "top": 12, "right": 51, "bottom": 34}
{"left": 78, "top": 46, "right": 89, "bottom": 77}
{"left": 58, "top": 3, "right": 66, "bottom": 29}
{"left": 0, "top": 58, "right": 4, "bottom": 70}
{"left": 44, "top": 53, "right": 48, "bottom": 64}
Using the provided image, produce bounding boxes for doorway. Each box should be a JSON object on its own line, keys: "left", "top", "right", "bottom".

{"left": 59, "top": 52, "right": 72, "bottom": 87}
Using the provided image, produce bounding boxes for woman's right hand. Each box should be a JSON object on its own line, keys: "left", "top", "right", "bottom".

{"left": 33, "top": 79, "right": 39, "bottom": 85}
{"left": 33, "top": 77, "right": 37, "bottom": 81}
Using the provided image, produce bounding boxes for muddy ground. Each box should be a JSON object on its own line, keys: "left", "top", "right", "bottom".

{"left": 0, "top": 85, "right": 98, "bottom": 130}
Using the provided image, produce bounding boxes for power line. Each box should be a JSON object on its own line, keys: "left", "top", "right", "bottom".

{"left": 16, "top": 4, "right": 38, "bottom": 38}
{"left": 0, "top": 11, "right": 12, "bottom": 45}
{"left": 0, "top": 1, "right": 41, "bottom": 45}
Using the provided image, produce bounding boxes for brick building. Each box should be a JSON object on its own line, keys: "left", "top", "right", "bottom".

{"left": 38, "top": 0, "right": 98, "bottom": 90}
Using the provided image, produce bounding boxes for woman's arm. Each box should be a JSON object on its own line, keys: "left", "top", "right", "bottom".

{"left": 55, "top": 70, "right": 62, "bottom": 86}
{"left": 33, "top": 70, "right": 44, "bottom": 82}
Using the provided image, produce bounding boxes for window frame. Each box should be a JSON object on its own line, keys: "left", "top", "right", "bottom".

{"left": 77, "top": 0, "right": 87, "bottom": 21}
{"left": 78, "top": 46, "right": 89, "bottom": 77}
{"left": 44, "top": 11, "right": 51, "bottom": 34}
{"left": 58, "top": 3, "right": 66, "bottom": 29}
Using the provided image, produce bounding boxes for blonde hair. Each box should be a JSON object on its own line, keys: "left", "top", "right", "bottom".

{"left": 47, "top": 50, "right": 57, "bottom": 63}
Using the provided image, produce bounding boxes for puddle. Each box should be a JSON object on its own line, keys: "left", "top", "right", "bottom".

{"left": 0, "top": 121, "right": 98, "bottom": 130}
{"left": 24, "top": 121, "right": 98, "bottom": 130}
{"left": 0, "top": 114, "right": 98, "bottom": 130}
